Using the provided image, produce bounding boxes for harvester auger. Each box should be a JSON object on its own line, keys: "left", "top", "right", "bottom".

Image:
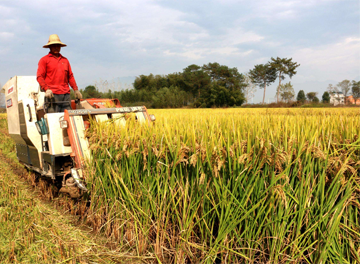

{"left": 2, "top": 76, "right": 155, "bottom": 198}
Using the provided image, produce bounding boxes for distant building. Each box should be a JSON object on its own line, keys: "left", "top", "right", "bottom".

{"left": 346, "top": 95, "right": 360, "bottom": 105}
{"left": 330, "top": 92, "right": 345, "bottom": 106}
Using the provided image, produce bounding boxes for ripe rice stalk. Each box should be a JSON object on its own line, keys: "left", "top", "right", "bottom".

{"left": 82, "top": 108, "right": 360, "bottom": 263}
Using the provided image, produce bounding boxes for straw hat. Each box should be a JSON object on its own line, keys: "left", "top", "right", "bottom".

{"left": 43, "top": 34, "right": 67, "bottom": 48}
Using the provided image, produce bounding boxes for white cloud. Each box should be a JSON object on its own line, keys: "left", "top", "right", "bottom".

{"left": 0, "top": 32, "right": 14, "bottom": 40}
{"left": 164, "top": 47, "right": 253, "bottom": 60}
{"left": 291, "top": 36, "right": 360, "bottom": 81}
{"left": 164, "top": 49, "right": 203, "bottom": 60}
{"left": 249, "top": 0, "right": 341, "bottom": 20}
{"left": 344, "top": 37, "right": 360, "bottom": 44}
{"left": 222, "top": 26, "right": 264, "bottom": 45}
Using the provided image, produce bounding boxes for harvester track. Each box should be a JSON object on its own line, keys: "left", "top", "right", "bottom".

{"left": 0, "top": 132, "right": 145, "bottom": 262}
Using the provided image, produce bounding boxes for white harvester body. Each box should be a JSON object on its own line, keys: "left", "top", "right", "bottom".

{"left": 3, "top": 76, "right": 72, "bottom": 173}
{"left": 2, "top": 76, "right": 155, "bottom": 198}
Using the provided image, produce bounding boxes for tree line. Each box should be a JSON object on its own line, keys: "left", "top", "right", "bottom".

{"left": 78, "top": 58, "right": 302, "bottom": 108}
{"left": 295, "top": 80, "right": 360, "bottom": 104}
{"left": 78, "top": 62, "right": 247, "bottom": 108}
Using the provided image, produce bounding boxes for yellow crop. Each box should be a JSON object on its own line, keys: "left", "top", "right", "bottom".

{"left": 47, "top": 108, "right": 360, "bottom": 262}
{"left": 84, "top": 108, "right": 360, "bottom": 263}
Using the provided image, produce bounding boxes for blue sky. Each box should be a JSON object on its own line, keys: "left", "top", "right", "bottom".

{"left": 0, "top": 0, "right": 359, "bottom": 104}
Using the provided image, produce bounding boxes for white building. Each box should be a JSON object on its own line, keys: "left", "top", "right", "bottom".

{"left": 330, "top": 92, "right": 345, "bottom": 106}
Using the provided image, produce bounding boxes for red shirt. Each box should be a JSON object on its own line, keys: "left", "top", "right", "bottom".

{"left": 37, "top": 52, "right": 78, "bottom": 94}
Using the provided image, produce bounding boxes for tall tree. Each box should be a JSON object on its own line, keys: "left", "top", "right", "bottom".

{"left": 83, "top": 85, "right": 100, "bottom": 98}
{"left": 337, "top": 80, "right": 351, "bottom": 104}
{"left": 202, "top": 62, "right": 246, "bottom": 91}
{"left": 351, "top": 80, "right": 360, "bottom": 102}
{"left": 327, "top": 83, "right": 339, "bottom": 93}
{"left": 306, "top": 92, "right": 318, "bottom": 102}
{"left": 322, "top": 91, "right": 330, "bottom": 103}
{"left": 183, "top": 64, "right": 210, "bottom": 97}
{"left": 189, "top": 62, "right": 246, "bottom": 107}
{"left": 296, "top": 90, "right": 306, "bottom": 103}
{"left": 270, "top": 57, "right": 300, "bottom": 102}
{"left": 279, "top": 82, "right": 295, "bottom": 102}
{"left": 248, "top": 63, "right": 277, "bottom": 104}
{"left": 195, "top": 82, "right": 244, "bottom": 108}
{"left": 133, "top": 74, "right": 151, "bottom": 91}
{"left": 167, "top": 73, "right": 185, "bottom": 91}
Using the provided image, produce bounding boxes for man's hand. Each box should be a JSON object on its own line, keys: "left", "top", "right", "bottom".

{"left": 45, "top": 89, "right": 54, "bottom": 98}
{"left": 75, "top": 90, "right": 82, "bottom": 99}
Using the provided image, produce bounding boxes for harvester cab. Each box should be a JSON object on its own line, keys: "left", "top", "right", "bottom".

{"left": 2, "top": 76, "right": 155, "bottom": 198}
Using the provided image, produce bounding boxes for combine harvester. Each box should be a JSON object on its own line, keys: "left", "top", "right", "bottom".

{"left": 2, "top": 76, "right": 155, "bottom": 198}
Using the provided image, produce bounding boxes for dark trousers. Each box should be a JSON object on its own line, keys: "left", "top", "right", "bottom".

{"left": 45, "top": 94, "right": 71, "bottom": 113}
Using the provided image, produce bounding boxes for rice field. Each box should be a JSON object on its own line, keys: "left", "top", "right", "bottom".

{"left": 82, "top": 108, "right": 360, "bottom": 263}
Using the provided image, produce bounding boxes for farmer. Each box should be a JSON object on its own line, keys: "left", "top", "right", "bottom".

{"left": 37, "top": 34, "right": 82, "bottom": 112}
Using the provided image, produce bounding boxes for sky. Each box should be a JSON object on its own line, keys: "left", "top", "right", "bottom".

{"left": 0, "top": 0, "right": 359, "bottom": 105}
